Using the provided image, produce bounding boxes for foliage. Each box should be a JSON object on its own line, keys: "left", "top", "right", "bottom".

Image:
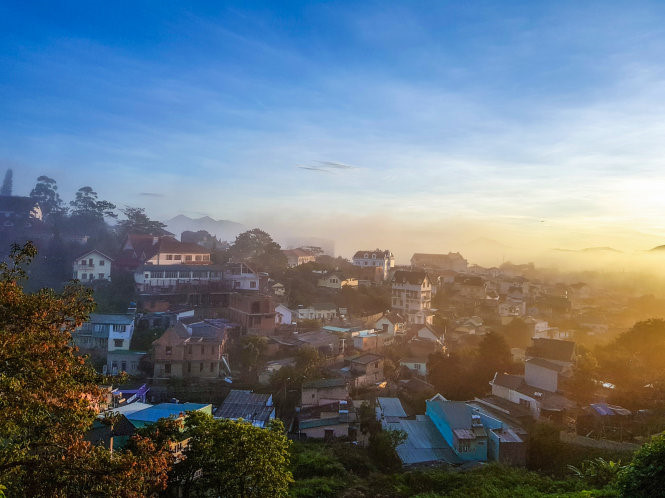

{"left": 336, "top": 285, "right": 391, "bottom": 316}
{"left": 115, "top": 207, "right": 170, "bottom": 239}
{"left": 0, "top": 242, "right": 171, "bottom": 496}
{"left": 29, "top": 176, "right": 67, "bottom": 219}
{"left": 617, "top": 432, "right": 665, "bottom": 497}
{"left": 130, "top": 326, "right": 165, "bottom": 351}
{"left": 564, "top": 351, "right": 600, "bottom": 404}
{"left": 175, "top": 412, "right": 293, "bottom": 497}
{"left": 230, "top": 228, "right": 287, "bottom": 274}
{"left": 0, "top": 169, "right": 12, "bottom": 196}
{"left": 238, "top": 335, "right": 268, "bottom": 374}
{"left": 70, "top": 186, "right": 117, "bottom": 222}
{"left": 501, "top": 317, "right": 531, "bottom": 349}
{"left": 89, "top": 269, "right": 137, "bottom": 313}
{"left": 569, "top": 457, "right": 625, "bottom": 488}
{"left": 368, "top": 429, "right": 407, "bottom": 472}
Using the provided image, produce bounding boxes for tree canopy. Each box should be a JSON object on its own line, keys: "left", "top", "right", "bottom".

{"left": 70, "top": 186, "right": 117, "bottom": 222}
{"left": 29, "top": 175, "right": 66, "bottom": 219}
{"left": 0, "top": 169, "right": 12, "bottom": 196}
{"left": 229, "top": 228, "right": 287, "bottom": 273}
{"left": 115, "top": 207, "right": 170, "bottom": 239}
{"left": 0, "top": 242, "right": 171, "bottom": 496}
{"left": 174, "top": 412, "right": 293, "bottom": 497}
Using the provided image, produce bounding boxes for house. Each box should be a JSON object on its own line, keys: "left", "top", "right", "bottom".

{"left": 301, "top": 378, "right": 349, "bottom": 407}
{"left": 275, "top": 304, "right": 295, "bottom": 326}
{"left": 410, "top": 253, "right": 468, "bottom": 273}
{"left": 352, "top": 330, "right": 387, "bottom": 352}
{"left": 118, "top": 234, "right": 210, "bottom": 270}
{"left": 525, "top": 338, "right": 576, "bottom": 368}
{"left": 214, "top": 390, "right": 275, "bottom": 428}
{"left": 391, "top": 270, "right": 434, "bottom": 325}
{"left": 152, "top": 322, "right": 232, "bottom": 380}
{"left": 410, "top": 323, "right": 444, "bottom": 344}
{"left": 576, "top": 403, "right": 633, "bottom": 438}
{"left": 376, "top": 397, "right": 408, "bottom": 425}
{"left": 125, "top": 402, "right": 212, "bottom": 429}
{"left": 134, "top": 264, "right": 224, "bottom": 292}
{"left": 374, "top": 312, "right": 407, "bottom": 336}
{"left": 86, "top": 414, "right": 138, "bottom": 451}
{"left": 489, "top": 372, "right": 575, "bottom": 420}
{"left": 524, "top": 357, "right": 570, "bottom": 393}
{"left": 498, "top": 298, "right": 526, "bottom": 322}
{"left": 297, "top": 400, "right": 357, "bottom": 440}
{"left": 426, "top": 394, "right": 488, "bottom": 462}
{"left": 73, "top": 250, "right": 113, "bottom": 282}
{"left": 228, "top": 293, "right": 275, "bottom": 336}
{"left": 258, "top": 357, "right": 296, "bottom": 385}
{"left": 400, "top": 357, "right": 429, "bottom": 377}
{"left": 223, "top": 262, "right": 263, "bottom": 291}
{"left": 348, "top": 353, "right": 384, "bottom": 387}
{"left": 106, "top": 350, "right": 146, "bottom": 376}
{"left": 0, "top": 195, "right": 42, "bottom": 229}
{"left": 272, "top": 282, "right": 286, "bottom": 296}
{"left": 296, "top": 302, "right": 338, "bottom": 321}
{"left": 453, "top": 275, "right": 486, "bottom": 300}
{"left": 283, "top": 248, "right": 316, "bottom": 267}
{"left": 295, "top": 330, "right": 341, "bottom": 357}
{"left": 317, "top": 273, "right": 359, "bottom": 290}
{"left": 352, "top": 249, "right": 395, "bottom": 280}
{"left": 73, "top": 313, "right": 136, "bottom": 362}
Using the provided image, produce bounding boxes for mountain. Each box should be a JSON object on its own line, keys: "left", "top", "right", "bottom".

{"left": 650, "top": 245, "right": 665, "bottom": 252}
{"left": 165, "top": 215, "right": 245, "bottom": 242}
{"left": 552, "top": 246, "right": 622, "bottom": 253}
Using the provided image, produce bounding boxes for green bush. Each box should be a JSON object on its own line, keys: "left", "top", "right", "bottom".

{"left": 617, "top": 433, "right": 665, "bottom": 497}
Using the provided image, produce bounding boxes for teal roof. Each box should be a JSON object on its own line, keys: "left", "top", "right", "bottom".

{"left": 127, "top": 402, "right": 211, "bottom": 425}
{"left": 89, "top": 313, "right": 135, "bottom": 325}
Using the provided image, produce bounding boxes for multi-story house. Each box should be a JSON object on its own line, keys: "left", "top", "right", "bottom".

{"left": 391, "top": 270, "right": 433, "bottom": 324}
{"left": 348, "top": 353, "right": 384, "bottom": 387}
{"left": 72, "top": 313, "right": 136, "bottom": 362}
{"left": 282, "top": 248, "right": 316, "bottom": 267}
{"left": 223, "top": 262, "right": 262, "bottom": 291}
{"left": 410, "top": 253, "right": 468, "bottom": 273}
{"left": 352, "top": 249, "right": 395, "bottom": 280}
{"left": 227, "top": 293, "right": 276, "bottom": 336}
{"left": 152, "top": 321, "right": 232, "bottom": 380}
{"left": 73, "top": 249, "right": 113, "bottom": 282}
{"left": 118, "top": 234, "right": 210, "bottom": 269}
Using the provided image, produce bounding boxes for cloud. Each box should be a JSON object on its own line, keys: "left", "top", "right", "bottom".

{"left": 138, "top": 192, "right": 164, "bottom": 197}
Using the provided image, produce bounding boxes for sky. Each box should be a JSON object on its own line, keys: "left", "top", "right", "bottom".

{"left": 2, "top": 1, "right": 665, "bottom": 261}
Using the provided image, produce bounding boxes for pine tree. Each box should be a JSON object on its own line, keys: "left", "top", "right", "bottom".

{"left": 0, "top": 169, "right": 12, "bottom": 196}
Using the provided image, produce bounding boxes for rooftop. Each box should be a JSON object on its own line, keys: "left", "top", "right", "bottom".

{"left": 303, "top": 378, "right": 348, "bottom": 389}
{"left": 392, "top": 270, "right": 429, "bottom": 286}
{"left": 377, "top": 397, "right": 407, "bottom": 419}
{"left": 127, "top": 402, "right": 211, "bottom": 425}
{"left": 214, "top": 390, "right": 274, "bottom": 424}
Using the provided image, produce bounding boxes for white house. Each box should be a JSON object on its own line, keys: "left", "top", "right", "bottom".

{"left": 73, "top": 250, "right": 113, "bottom": 282}
{"left": 374, "top": 312, "right": 407, "bottom": 336}
{"left": 275, "top": 304, "right": 295, "bottom": 325}
{"left": 223, "top": 262, "right": 261, "bottom": 291}
{"left": 400, "top": 357, "right": 428, "bottom": 377}
{"left": 352, "top": 249, "right": 395, "bottom": 280}
{"left": 391, "top": 270, "right": 434, "bottom": 325}
{"left": 317, "top": 273, "right": 359, "bottom": 290}
{"left": 134, "top": 265, "right": 224, "bottom": 291}
{"left": 296, "top": 303, "right": 338, "bottom": 321}
{"left": 72, "top": 313, "right": 136, "bottom": 355}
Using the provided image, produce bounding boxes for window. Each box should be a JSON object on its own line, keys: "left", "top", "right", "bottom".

{"left": 187, "top": 345, "right": 192, "bottom": 354}
{"left": 165, "top": 254, "right": 173, "bottom": 260}
{"left": 114, "top": 339, "right": 123, "bottom": 348}
{"left": 414, "top": 363, "right": 421, "bottom": 371}
{"left": 165, "top": 271, "right": 178, "bottom": 278}
{"left": 144, "top": 273, "right": 150, "bottom": 279}
{"left": 187, "top": 362, "right": 191, "bottom": 373}
{"left": 99, "top": 260, "right": 105, "bottom": 266}
{"left": 152, "top": 271, "right": 164, "bottom": 278}
{"left": 88, "top": 258, "right": 93, "bottom": 265}
{"left": 81, "top": 260, "right": 86, "bottom": 265}
{"left": 199, "top": 362, "right": 204, "bottom": 372}
{"left": 179, "top": 271, "right": 190, "bottom": 278}
{"left": 174, "top": 254, "right": 181, "bottom": 260}
{"left": 203, "top": 255, "right": 210, "bottom": 261}
{"left": 234, "top": 281, "right": 240, "bottom": 288}
{"left": 165, "top": 346, "right": 172, "bottom": 355}
{"left": 210, "top": 362, "right": 214, "bottom": 372}
{"left": 195, "top": 255, "right": 202, "bottom": 261}
{"left": 112, "top": 324, "right": 126, "bottom": 332}
{"left": 312, "top": 393, "right": 315, "bottom": 398}
{"left": 185, "top": 255, "right": 192, "bottom": 261}
{"left": 121, "top": 361, "right": 127, "bottom": 371}
{"left": 459, "top": 441, "right": 471, "bottom": 452}
{"left": 250, "top": 281, "right": 256, "bottom": 288}
{"left": 89, "top": 274, "right": 94, "bottom": 280}
{"left": 98, "top": 273, "right": 104, "bottom": 279}
{"left": 201, "top": 345, "right": 204, "bottom": 355}
{"left": 164, "top": 363, "right": 171, "bottom": 374}
{"left": 81, "top": 273, "right": 88, "bottom": 280}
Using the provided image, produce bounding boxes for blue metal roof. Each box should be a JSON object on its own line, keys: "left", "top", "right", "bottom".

{"left": 127, "top": 402, "right": 211, "bottom": 424}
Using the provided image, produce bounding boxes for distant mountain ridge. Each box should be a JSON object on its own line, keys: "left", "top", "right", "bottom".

{"left": 165, "top": 215, "right": 245, "bottom": 242}
{"left": 552, "top": 246, "right": 622, "bottom": 253}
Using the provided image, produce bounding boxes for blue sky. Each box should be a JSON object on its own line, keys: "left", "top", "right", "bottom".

{"left": 2, "top": 1, "right": 665, "bottom": 256}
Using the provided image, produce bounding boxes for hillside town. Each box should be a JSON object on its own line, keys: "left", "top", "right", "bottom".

{"left": 3, "top": 178, "right": 664, "bottom": 488}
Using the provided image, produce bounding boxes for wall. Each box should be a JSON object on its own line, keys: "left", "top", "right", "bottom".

{"left": 524, "top": 362, "right": 558, "bottom": 392}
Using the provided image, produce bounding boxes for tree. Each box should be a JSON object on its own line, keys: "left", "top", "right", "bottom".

{"left": 229, "top": 228, "right": 287, "bottom": 273}
{"left": 0, "top": 169, "right": 12, "bottom": 196}
{"left": 617, "top": 433, "right": 665, "bottom": 497}
{"left": 115, "top": 207, "right": 170, "bottom": 239}
{"left": 563, "top": 350, "right": 599, "bottom": 404}
{"left": 0, "top": 242, "right": 171, "bottom": 496}
{"left": 368, "top": 429, "right": 407, "bottom": 472}
{"left": 70, "top": 186, "right": 117, "bottom": 222}
{"left": 175, "top": 412, "right": 293, "bottom": 497}
{"left": 501, "top": 317, "right": 531, "bottom": 349}
{"left": 29, "top": 175, "right": 66, "bottom": 219}
{"left": 471, "top": 331, "right": 513, "bottom": 393}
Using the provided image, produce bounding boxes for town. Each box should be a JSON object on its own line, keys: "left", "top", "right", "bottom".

{"left": 2, "top": 174, "right": 665, "bottom": 496}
